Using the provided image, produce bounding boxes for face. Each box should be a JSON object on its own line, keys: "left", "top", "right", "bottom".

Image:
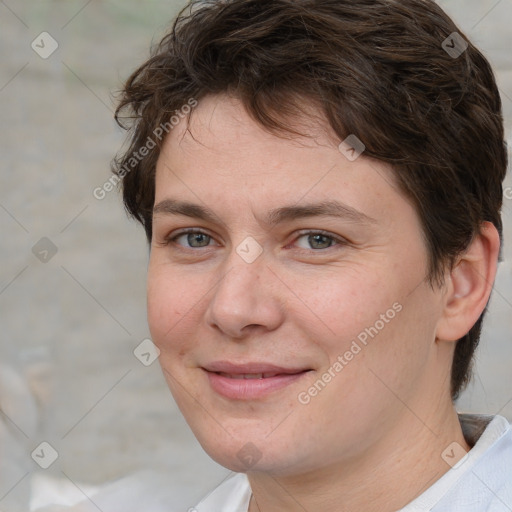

{"left": 147, "top": 94, "right": 449, "bottom": 476}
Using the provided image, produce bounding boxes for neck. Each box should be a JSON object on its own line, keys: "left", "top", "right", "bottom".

{"left": 247, "top": 402, "right": 470, "bottom": 512}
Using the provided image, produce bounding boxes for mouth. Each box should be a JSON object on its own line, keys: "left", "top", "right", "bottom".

{"left": 202, "top": 362, "right": 312, "bottom": 400}
{"left": 215, "top": 372, "right": 298, "bottom": 379}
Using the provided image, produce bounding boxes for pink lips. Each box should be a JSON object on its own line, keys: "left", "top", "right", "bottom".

{"left": 202, "top": 361, "right": 311, "bottom": 400}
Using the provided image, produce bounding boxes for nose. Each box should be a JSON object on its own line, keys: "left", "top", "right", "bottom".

{"left": 204, "top": 254, "right": 285, "bottom": 339}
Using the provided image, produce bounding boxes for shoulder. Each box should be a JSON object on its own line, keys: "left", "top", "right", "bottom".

{"left": 404, "top": 415, "right": 512, "bottom": 512}
{"left": 193, "top": 472, "right": 251, "bottom": 512}
{"left": 457, "top": 415, "right": 512, "bottom": 511}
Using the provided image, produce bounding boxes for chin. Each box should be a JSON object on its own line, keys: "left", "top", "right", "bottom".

{"left": 192, "top": 426, "right": 309, "bottom": 476}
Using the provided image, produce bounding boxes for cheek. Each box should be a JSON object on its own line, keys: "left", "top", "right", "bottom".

{"left": 349, "top": 282, "right": 440, "bottom": 403}
{"left": 295, "top": 261, "right": 434, "bottom": 382}
{"left": 292, "top": 266, "right": 395, "bottom": 345}
{"left": 146, "top": 265, "right": 200, "bottom": 353}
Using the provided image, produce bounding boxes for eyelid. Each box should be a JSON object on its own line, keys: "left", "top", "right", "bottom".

{"left": 162, "top": 227, "right": 348, "bottom": 252}
{"left": 163, "top": 227, "right": 219, "bottom": 247}
{"left": 290, "top": 229, "right": 348, "bottom": 251}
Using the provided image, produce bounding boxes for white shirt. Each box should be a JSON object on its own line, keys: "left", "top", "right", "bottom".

{"left": 193, "top": 414, "right": 512, "bottom": 512}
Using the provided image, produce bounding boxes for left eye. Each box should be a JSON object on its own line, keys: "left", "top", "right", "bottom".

{"left": 295, "top": 232, "right": 339, "bottom": 250}
{"left": 168, "top": 230, "right": 342, "bottom": 251}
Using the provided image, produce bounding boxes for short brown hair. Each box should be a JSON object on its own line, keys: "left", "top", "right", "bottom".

{"left": 112, "top": 0, "right": 507, "bottom": 399}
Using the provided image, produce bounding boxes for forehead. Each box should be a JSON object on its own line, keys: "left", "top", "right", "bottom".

{"left": 168, "top": 94, "right": 343, "bottom": 165}
{"left": 153, "top": 94, "right": 410, "bottom": 229}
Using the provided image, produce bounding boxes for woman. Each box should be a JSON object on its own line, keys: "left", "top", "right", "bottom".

{"left": 110, "top": 1, "right": 512, "bottom": 510}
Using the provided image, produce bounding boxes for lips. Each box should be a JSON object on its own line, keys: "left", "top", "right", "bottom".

{"left": 202, "top": 361, "right": 312, "bottom": 400}
{"left": 203, "top": 361, "right": 309, "bottom": 375}
{"left": 217, "top": 372, "right": 288, "bottom": 379}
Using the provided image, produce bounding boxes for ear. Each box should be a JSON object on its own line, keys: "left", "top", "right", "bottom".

{"left": 436, "top": 221, "right": 500, "bottom": 342}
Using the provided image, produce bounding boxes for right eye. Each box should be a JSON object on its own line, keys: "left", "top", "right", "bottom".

{"left": 164, "top": 229, "right": 217, "bottom": 249}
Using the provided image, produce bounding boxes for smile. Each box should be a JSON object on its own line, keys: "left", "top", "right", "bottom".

{"left": 202, "top": 362, "right": 312, "bottom": 400}
{"left": 217, "top": 372, "right": 291, "bottom": 379}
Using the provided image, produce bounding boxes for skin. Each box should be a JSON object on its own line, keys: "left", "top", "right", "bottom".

{"left": 147, "top": 93, "right": 500, "bottom": 512}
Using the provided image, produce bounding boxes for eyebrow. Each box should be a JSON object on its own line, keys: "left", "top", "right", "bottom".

{"left": 152, "top": 199, "right": 377, "bottom": 227}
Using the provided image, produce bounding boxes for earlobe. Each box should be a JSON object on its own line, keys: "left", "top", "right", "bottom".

{"left": 436, "top": 222, "right": 500, "bottom": 342}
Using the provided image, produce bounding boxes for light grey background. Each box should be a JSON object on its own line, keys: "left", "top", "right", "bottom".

{"left": 0, "top": 1, "right": 511, "bottom": 511}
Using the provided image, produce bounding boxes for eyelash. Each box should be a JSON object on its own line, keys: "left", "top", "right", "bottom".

{"left": 162, "top": 228, "right": 347, "bottom": 253}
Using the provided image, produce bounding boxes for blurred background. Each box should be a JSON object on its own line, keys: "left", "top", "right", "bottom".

{"left": 0, "top": 1, "right": 511, "bottom": 511}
